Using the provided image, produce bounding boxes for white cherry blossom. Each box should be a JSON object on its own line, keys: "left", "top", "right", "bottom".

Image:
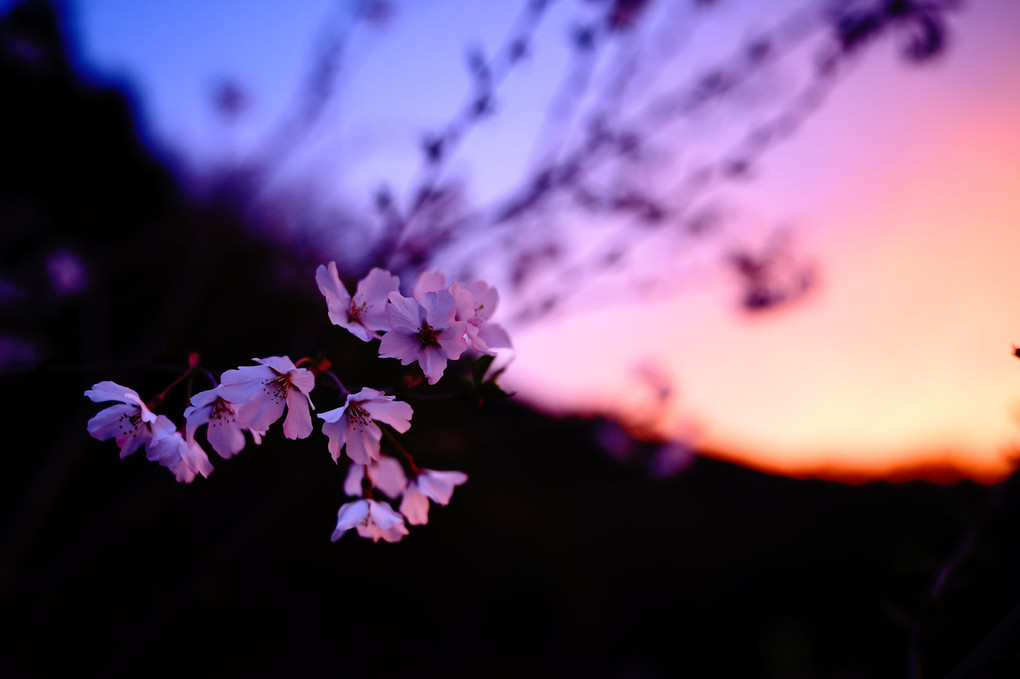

{"left": 319, "top": 388, "right": 413, "bottom": 464}
{"left": 378, "top": 291, "right": 467, "bottom": 384}
{"left": 399, "top": 469, "right": 468, "bottom": 525}
{"left": 218, "top": 356, "right": 315, "bottom": 439}
{"left": 316, "top": 261, "right": 399, "bottom": 341}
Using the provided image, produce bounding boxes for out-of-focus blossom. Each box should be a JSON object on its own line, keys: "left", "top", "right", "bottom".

{"left": 378, "top": 291, "right": 467, "bottom": 384}
{"left": 184, "top": 386, "right": 254, "bottom": 458}
{"left": 649, "top": 440, "right": 695, "bottom": 477}
{"left": 316, "top": 261, "right": 399, "bottom": 341}
{"left": 0, "top": 335, "right": 38, "bottom": 373}
{"left": 344, "top": 456, "right": 409, "bottom": 499}
{"left": 411, "top": 269, "right": 447, "bottom": 301}
{"left": 331, "top": 498, "right": 408, "bottom": 543}
{"left": 218, "top": 356, "right": 315, "bottom": 439}
{"left": 85, "top": 381, "right": 162, "bottom": 458}
{"left": 319, "top": 388, "right": 413, "bottom": 464}
{"left": 146, "top": 418, "right": 214, "bottom": 483}
{"left": 399, "top": 469, "right": 468, "bottom": 525}
{"left": 449, "top": 280, "right": 512, "bottom": 353}
{"left": 46, "top": 249, "right": 88, "bottom": 296}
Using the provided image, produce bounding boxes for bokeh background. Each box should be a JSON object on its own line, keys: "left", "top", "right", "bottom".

{"left": 3, "top": 0, "right": 1020, "bottom": 676}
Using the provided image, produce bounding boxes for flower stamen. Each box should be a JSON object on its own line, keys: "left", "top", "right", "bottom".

{"left": 415, "top": 321, "right": 440, "bottom": 348}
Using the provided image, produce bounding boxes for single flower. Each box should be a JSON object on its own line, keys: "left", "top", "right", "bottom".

{"left": 449, "top": 280, "right": 513, "bottom": 353}
{"left": 218, "top": 356, "right": 316, "bottom": 439}
{"left": 399, "top": 469, "right": 468, "bottom": 525}
{"left": 85, "top": 381, "right": 162, "bottom": 458}
{"left": 319, "top": 388, "right": 413, "bottom": 464}
{"left": 331, "top": 498, "right": 408, "bottom": 543}
{"left": 183, "top": 386, "right": 260, "bottom": 458}
{"left": 343, "top": 456, "right": 408, "bottom": 499}
{"left": 378, "top": 291, "right": 468, "bottom": 384}
{"left": 316, "top": 262, "right": 399, "bottom": 341}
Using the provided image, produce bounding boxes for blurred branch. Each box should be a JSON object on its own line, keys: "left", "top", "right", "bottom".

{"left": 355, "top": 0, "right": 959, "bottom": 323}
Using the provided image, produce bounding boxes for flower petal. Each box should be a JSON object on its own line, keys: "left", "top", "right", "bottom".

{"left": 181, "top": 438, "right": 214, "bottom": 481}
{"left": 320, "top": 417, "right": 348, "bottom": 462}
{"left": 86, "top": 403, "right": 136, "bottom": 441}
{"left": 378, "top": 330, "right": 422, "bottom": 365}
{"left": 368, "top": 499, "right": 404, "bottom": 530}
{"left": 217, "top": 365, "right": 273, "bottom": 402}
{"left": 417, "top": 469, "right": 468, "bottom": 505}
{"left": 418, "top": 346, "right": 448, "bottom": 385}
{"left": 344, "top": 464, "right": 365, "bottom": 496}
{"left": 437, "top": 322, "right": 468, "bottom": 361}
{"left": 316, "top": 261, "right": 353, "bottom": 327}
{"left": 367, "top": 457, "right": 408, "bottom": 498}
{"left": 399, "top": 483, "right": 431, "bottom": 525}
{"left": 385, "top": 292, "right": 424, "bottom": 333}
{"left": 255, "top": 356, "right": 298, "bottom": 374}
{"left": 362, "top": 398, "right": 413, "bottom": 434}
{"left": 206, "top": 411, "right": 246, "bottom": 458}
{"left": 282, "top": 388, "right": 313, "bottom": 439}
{"left": 477, "top": 322, "right": 513, "bottom": 350}
{"left": 288, "top": 368, "right": 316, "bottom": 399}
{"left": 412, "top": 269, "right": 446, "bottom": 300}
{"left": 467, "top": 280, "right": 499, "bottom": 320}
{"left": 345, "top": 422, "right": 382, "bottom": 464}
{"left": 333, "top": 499, "right": 370, "bottom": 540}
{"left": 238, "top": 391, "right": 286, "bottom": 434}
{"left": 188, "top": 387, "right": 222, "bottom": 409}
{"left": 356, "top": 268, "right": 400, "bottom": 332}
{"left": 84, "top": 381, "right": 140, "bottom": 405}
{"left": 421, "top": 290, "right": 457, "bottom": 327}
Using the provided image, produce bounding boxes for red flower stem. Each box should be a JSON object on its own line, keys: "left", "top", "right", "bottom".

{"left": 381, "top": 426, "right": 420, "bottom": 476}
{"left": 360, "top": 472, "right": 375, "bottom": 500}
{"left": 148, "top": 356, "right": 200, "bottom": 410}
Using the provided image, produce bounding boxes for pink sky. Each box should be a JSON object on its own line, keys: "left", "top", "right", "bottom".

{"left": 506, "top": 0, "right": 1020, "bottom": 481}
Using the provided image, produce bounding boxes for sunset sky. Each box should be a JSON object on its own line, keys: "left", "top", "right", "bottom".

{"left": 62, "top": 0, "right": 1020, "bottom": 482}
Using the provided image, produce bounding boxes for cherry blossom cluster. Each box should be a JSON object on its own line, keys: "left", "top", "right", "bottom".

{"left": 316, "top": 262, "right": 511, "bottom": 384}
{"left": 84, "top": 263, "right": 511, "bottom": 543}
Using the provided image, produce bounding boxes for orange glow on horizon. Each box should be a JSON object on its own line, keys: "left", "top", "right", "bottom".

{"left": 505, "top": 2, "right": 1020, "bottom": 483}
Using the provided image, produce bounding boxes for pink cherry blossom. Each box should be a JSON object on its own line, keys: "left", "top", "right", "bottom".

{"left": 449, "top": 280, "right": 513, "bottom": 354}
{"left": 218, "top": 356, "right": 315, "bottom": 439}
{"left": 145, "top": 417, "right": 214, "bottom": 483}
{"left": 343, "top": 456, "right": 408, "bottom": 499}
{"left": 316, "top": 261, "right": 399, "bottom": 341}
{"left": 319, "top": 388, "right": 413, "bottom": 464}
{"left": 183, "top": 386, "right": 250, "bottom": 458}
{"left": 85, "top": 381, "right": 162, "bottom": 458}
{"left": 378, "top": 291, "right": 468, "bottom": 384}
{"left": 411, "top": 269, "right": 447, "bottom": 301}
{"left": 331, "top": 498, "right": 408, "bottom": 543}
{"left": 412, "top": 271, "right": 512, "bottom": 354}
{"left": 399, "top": 469, "right": 468, "bottom": 525}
